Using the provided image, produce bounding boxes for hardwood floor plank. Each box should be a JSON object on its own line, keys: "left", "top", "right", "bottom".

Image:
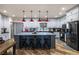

{"left": 5, "top": 39, "right": 79, "bottom": 55}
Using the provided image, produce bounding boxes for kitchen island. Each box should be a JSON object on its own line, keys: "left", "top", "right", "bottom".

{"left": 14, "top": 32, "right": 56, "bottom": 49}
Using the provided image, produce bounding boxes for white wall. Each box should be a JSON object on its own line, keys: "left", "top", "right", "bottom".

{"left": 0, "top": 14, "right": 2, "bottom": 34}
{"left": 8, "top": 17, "right": 13, "bottom": 39}
{"left": 57, "top": 16, "right": 66, "bottom": 28}
{"left": 23, "top": 19, "right": 39, "bottom": 28}
{"left": 47, "top": 19, "right": 60, "bottom": 28}
{"left": 66, "top": 7, "right": 79, "bottom": 22}
{"left": 58, "top": 6, "right": 79, "bottom": 29}
{"left": 23, "top": 18, "right": 60, "bottom": 31}
{"left": 0, "top": 15, "right": 9, "bottom": 30}
{"left": 0, "top": 14, "right": 13, "bottom": 40}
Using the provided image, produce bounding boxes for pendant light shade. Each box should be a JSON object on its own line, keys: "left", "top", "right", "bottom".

{"left": 38, "top": 18, "right": 41, "bottom": 22}
{"left": 30, "top": 18, "right": 33, "bottom": 22}
{"left": 46, "top": 18, "right": 48, "bottom": 22}
{"left": 30, "top": 10, "right": 34, "bottom": 22}
{"left": 23, "top": 17, "right": 25, "bottom": 22}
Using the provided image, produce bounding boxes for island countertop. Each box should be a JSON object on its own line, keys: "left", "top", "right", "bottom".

{"left": 14, "top": 32, "right": 56, "bottom": 36}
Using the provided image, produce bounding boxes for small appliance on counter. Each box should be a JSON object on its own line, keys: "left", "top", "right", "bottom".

{"left": 32, "top": 31, "right": 37, "bottom": 34}
{"left": 1, "top": 28, "right": 9, "bottom": 34}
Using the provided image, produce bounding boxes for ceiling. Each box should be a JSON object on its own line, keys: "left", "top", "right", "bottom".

{"left": 0, "top": 4, "right": 76, "bottom": 19}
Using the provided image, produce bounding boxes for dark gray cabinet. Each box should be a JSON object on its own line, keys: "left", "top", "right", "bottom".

{"left": 14, "top": 32, "right": 55, "bottom": 49}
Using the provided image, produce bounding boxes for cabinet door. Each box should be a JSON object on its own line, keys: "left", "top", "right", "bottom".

{"left": 13, "top": 23, "right": 23, "bottom": 34}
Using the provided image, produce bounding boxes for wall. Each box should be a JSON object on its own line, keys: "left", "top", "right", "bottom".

{"left": 58, "top": 6, "right": 79, "bottom": 29}
{"left": 0, "top": 14, "right": 2, "bottom": 34}
{"left": 58, "top": 16, "right": 66, "bottom": 28}
{"left": 23, "top": 18, "right": 60, "bottom": 31}
{"left": 0, "top": 15, "right": 9, "bottom": 32}
{"left": 0, "top": 14, "right": 12, "bottom": 40}
{"left": 66, "top": 7, "right": 79, "bottom": 22}
{"left": 47, "top": 19, "right": 60, "bottom": 28}
{"left": 54, "top": 6, "right": 79, "bottom": 38}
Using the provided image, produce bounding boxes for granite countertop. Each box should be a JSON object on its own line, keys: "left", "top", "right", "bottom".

{"left": 14, "top": 32, "right": 56, "bottom": 36}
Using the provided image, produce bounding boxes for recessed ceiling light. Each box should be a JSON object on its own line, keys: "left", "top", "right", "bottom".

{"left": 12, "top": 14, "right": 15, "bottom": 17}
{"left": 3, "top": 10, "right": 7, "bottom": 13}
{"left": 62, "top": 7, "right": 66, "bottom": 10}
{"left": 59, "top": 12, "right": 62, "bottom": 15}
{"left": 55, "top": 16, "right": 58, "bottom": 18}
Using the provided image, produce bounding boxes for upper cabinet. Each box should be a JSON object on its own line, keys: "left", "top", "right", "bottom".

{"left": 67, "top": 7, "right": 78, "bottom": 16}
{"left": 66, "top": 5, "right": 79, "bottom": 22}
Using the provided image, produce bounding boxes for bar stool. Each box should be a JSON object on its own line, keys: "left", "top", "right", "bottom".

{"left": 36, "top": 38, "right": 41, "bottom": 48}
{"left": 47, "top": 38, "right": 51, "bottom": 49}
{"left": 28, "top": 36, "right": 34, "bottom": 49}
{"left": 24, "top": 37, "right": 29, "bottom": 49}
{"left": 43, "top": 36, "right": 51, "bottom": 49}
{"left": 43, "top": 39, "right": 48, "bottom": 48}
{"left": 20, "top": 36, "right": 27, "bottom": 49}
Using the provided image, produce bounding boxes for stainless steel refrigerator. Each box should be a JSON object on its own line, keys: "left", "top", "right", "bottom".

{"left": 66, "top": 21, "right": 79, "bottom": 51}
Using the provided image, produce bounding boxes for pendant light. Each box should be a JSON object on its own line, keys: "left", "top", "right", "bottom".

{"left": 38, "top": 10, "right": 41, "bottom": 22}
{"left": 30, "top": 10, "right": 33, "bottom": 22}
{"left": 46, "top": 10, "right": 48, "bottom": 22}
{"left": 22, "top": 10, "right": 26, "bottom": 22}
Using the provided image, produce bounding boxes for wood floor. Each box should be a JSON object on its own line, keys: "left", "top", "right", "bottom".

{"left": 16, "top": 40, "right": 79, "bottom": 55}
{"left": 7, "top": 39, "right": 79, "bottom": 55}
{"left": 17, "top": 49, "right": 61, "bottom": 55}
{"left": 15, "top": 45, "right": 79, "bottom": 55}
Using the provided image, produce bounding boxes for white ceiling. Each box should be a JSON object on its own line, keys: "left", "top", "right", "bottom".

{"left": 0, "top": 4, "right": 76, "bottom": 19}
